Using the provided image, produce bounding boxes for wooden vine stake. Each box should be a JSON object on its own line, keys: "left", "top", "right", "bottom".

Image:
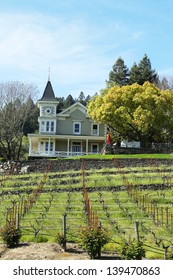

{"left": 81, "top": 159, "right": 99, "bottom": 229}
{"left": 156, "top": 207, "right": 159, "bottom": 226}
{"left": 165, "top": 207, "right": 169, "bottom": 227}
{"left": 161, "top": 207, "right": 163, "bottom": 226}
{"left": 134, "top": 221, "right": 140, "bottom": 242}
{"left": 62, "top": 213, "right": 67, "bottom": 251}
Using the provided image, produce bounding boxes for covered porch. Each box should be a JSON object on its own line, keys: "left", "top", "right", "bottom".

{"left": 28, "top": 134, "right": 106, "bottom": 158}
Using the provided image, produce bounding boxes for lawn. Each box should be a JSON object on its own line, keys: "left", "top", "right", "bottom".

{"left": 67, "top": 153, "right": 173, "bottom": 159}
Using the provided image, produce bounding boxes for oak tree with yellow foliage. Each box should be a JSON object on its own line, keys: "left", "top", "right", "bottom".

{"left": 87, "top": 82, "right": 173, "bottom": 147}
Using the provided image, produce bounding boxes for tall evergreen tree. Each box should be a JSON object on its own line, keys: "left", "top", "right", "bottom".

{"left": 77, "top": 91, "right": 86, "bottom": 105}
{"left": 158, "top": 77, "right": 170, "bottom": 90}
{"left": 64, "top": 94, "right": 75, "bottom": 108}
{"left": 85, "top": 94, "right": 91, "bottom": 105}
{"left": 107, "top": 57, "right": 129, "bottom": 86}
{"left": 23, "top": 98, "right": 39, "bottom": 135}
{"left": 130, "top": 54, "right": 158, "bottom": 85}
{"left": 129, "top": 63, "right": 141, "bottom": 84}
{"left": 56, "top": 97, "right": 65, "bottom": 113}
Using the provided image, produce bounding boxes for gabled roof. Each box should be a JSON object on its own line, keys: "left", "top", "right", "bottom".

{"left": 38, "top": 81, "right": 58, "bottom": 101}
{"left": 57, "top": 102, "right": 88, "bottom": 117}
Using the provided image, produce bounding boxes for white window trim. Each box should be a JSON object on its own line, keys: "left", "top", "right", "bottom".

{"left": 39, "top": 140, "right": 55, "bottom": 154}
{"left": 91, "top": 123, "right": 99, "bottom": 136}
{"left": 71, "top": 141, "right": 82, "bottom": 153}
{"left": 73, "top": 122, "right": 81, "bottom": 135}
{"left": 40, "top": 120, "right": 56, "bottom": 133}
{"left": 91, "top": 143, "right": 99, "bottom": 153}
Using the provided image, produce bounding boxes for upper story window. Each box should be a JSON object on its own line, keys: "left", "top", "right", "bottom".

{"left": 41, "top": 120, "right": 55, "bottom": 133}
{"left": 91, "top": 123, "right": 99, "bottom": 135}
{"left": 73, "top": 122, "right": 81, "bottom": 134}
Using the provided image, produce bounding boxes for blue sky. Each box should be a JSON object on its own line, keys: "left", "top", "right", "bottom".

{"left": 0, "top": 0, "right": 173, "bottom": 99}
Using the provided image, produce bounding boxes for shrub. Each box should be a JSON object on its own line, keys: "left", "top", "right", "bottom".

{"left": 121, "top": 239, "right": 145, "bottom": 260}
{"left": 0, "top": 223, "right": 21, "bottom": 248}
{"left": 79, "top": 226, "right": 109, "bottom": 259}
{"left": 57, "top": 233, "right": 66, "bottom": 250}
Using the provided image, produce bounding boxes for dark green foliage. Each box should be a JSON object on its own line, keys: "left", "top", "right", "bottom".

{"left": 77, "top": 91, "right": 86, "bottom": 105}
{"left": 108, "top": 57, "right": 129, "bottom": 86}
{"left": 0, "top": 223, "right": 21, "bottom": 248}
{"left": 64, "top": 94, "right": 75, "bottom": 108}
{"left": 56, "top": 97, "right": 65, "bottom": 112}
{"left": 108, "top": 54, "right": 159, "bottom": 87}
{"left": 121, "top": 239, "right": 145, "bottom": 260}
{"left": 129, "top": 54, "right": 158, "bottom": 85}
{"left": 79, "top": 226, "right": 109, "bottom": 259}
{"left": 129, "top": 62, "right": 142, "bottom": 84}
{"left": 23, "top": 98, "right": 39, "bottom": 135}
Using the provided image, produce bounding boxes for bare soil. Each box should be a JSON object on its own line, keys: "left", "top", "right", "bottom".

{"left": 0, "top": 242, "right": 119, "bottom": 260}
{"left": 0, "top": 242, "right": 89, "bottom": 260}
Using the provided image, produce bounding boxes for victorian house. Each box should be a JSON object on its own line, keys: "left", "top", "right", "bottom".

{"left": 28, "top": 80, "right": 106, "bottom": 157}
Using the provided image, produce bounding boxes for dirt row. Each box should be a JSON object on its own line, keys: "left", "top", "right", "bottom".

{"left": 0, "top": 242, "right": 120, "bottom": 260}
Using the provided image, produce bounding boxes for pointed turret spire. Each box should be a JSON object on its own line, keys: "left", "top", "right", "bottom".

{"left": 39, "top": 80, "right": 57, "bottom": 101}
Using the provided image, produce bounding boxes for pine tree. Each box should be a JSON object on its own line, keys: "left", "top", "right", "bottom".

{"left": 160, "top": 77, "right": 170, "bottom": 90}
{"left": 129, "top": 63, "right": 141, "bottom": 84}
{"left": 85, "top": 95, "right": 91, "bottom": 105}
{"left": 137, "top": 54, "right": 158, "bottom": 85}
{"left": 107, "top": 57, "right": 129, "bottom": 86}
{"left": 56, "top": 97, "right": 65, "bottom": 112}
{"left": 77, "top": 91, "right": 86, "bottom": 105}
{"left": 64, "top": 94, "right": 75, "bottom": 108}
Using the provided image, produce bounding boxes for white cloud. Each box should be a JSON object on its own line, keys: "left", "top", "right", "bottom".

{"left": 0, "top": 11, "right": 146, "bottom": 97}
{"left": 0, "top": 13, "right": 92, "bottom": 89}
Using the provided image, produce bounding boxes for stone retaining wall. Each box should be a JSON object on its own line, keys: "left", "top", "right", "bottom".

{"left": 1, "top": 158, "right": 173, "bottom": 175}
{"left": 21, "top": 158, "right": 173, "bottom": 173}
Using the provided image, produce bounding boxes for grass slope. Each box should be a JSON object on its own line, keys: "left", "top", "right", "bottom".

{"left": 1, "top": 162, "right": 173, "bottom": 259}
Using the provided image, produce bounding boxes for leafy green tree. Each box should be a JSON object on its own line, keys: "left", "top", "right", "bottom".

{"left": 107, "top": 57, "right": 129, "bottom": 86}
{"left": 87, "top": 82, "right": 173, "bottom": 146}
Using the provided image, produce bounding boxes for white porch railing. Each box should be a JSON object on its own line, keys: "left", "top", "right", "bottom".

{"left": 29, "top": 150, "right": 99, "bottom": 157}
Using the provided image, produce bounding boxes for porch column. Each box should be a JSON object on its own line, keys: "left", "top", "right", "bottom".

{"left": 86, "top": 139, "right": 88, "bottom": 155}
{"left": 29, "top": 137, "right": 32, "bottom": 156}
{"left": 48, "top": 138, "right": 51, "bottom": 156}
{"left": 67, "top": 138, "right": 70, "bottom": 155}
